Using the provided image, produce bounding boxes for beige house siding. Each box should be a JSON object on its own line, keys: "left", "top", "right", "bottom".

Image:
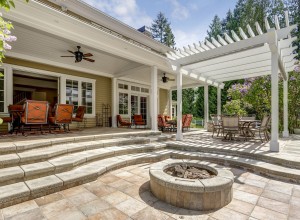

{"left": 2, "top": 57, "right": 112, "bottom": 128}
{"left": 159, "top": 88, "right": 169, "bottom": 115}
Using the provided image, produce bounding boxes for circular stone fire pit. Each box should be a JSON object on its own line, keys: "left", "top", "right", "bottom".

{"left": 149, "top": 159, "right": 234, "bottom": 211}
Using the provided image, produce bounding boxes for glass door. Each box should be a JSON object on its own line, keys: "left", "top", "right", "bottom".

{"left": 140, "top": 96, "right": 148, "bottom": 124}
{"left": 131, "top": 95, "right": 138, "bottom": 121}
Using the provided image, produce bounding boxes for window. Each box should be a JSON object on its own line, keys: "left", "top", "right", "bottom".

{"left": 141, "top": 88, "right": 149, "bottom": 93}
{"left": 131, "top": 86, "right": 140, "bottom": 92}
{"left": 66, "top": 78, "right": 94, "bottom": 115}
{"left": 140, "top": 96, "right": 147, "bottom": 123}
{"left": 118, "top": 83, "right": 128, "bottom": 90}
{"left": 119, "top": 93, "right": 128, "bottom": 114}
{"left": 66, "top": 79, "right": 79, "bottom": 112}
{"left": 0, "top": 70, "right": 4, "bottom": 112}
{"left": 82, "top": 82, "right": 93, "bottom": 114}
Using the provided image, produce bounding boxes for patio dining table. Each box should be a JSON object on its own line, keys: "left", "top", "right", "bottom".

{"left": 239, "top": 119, "right": 261, "bottom": 138}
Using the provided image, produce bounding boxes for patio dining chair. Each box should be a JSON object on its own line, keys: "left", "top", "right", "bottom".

{"left": 133, "top": 114, "right": 146, "bottom": 129}
{"left": 48, "top": 104, "right": 74, "bottom": 132}
{"left": 182, "top": 114, "right": 193, "bottom": 131}
{"left": 1, "top": 105, "right": 24, "bottom": 134}
{"left": 222, "top": 115, "right": 240, "bottom": 140}
{"left": 250, "top": 115, "right": 270, "bottom": 142}
{"left": 211, "top": 114, "right": 222, "bottom": 138}
{"left": 21, "top": 100, "right": 49, "bottom": 135}
{"left": 157, "top": 114, "right": 172, "bottom": 132}
{"left": 72, "top": 106, "right": 86, "bottom": 129}
{"left": 116, "top": 115, "right": 131, "bottom": 128}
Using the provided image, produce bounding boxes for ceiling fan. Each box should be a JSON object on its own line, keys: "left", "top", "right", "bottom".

{"left": 61, "top": 46, "right": 95, "bottom": 63}
{"left": 162, "top": 73, "right": 175, "bottom": 83}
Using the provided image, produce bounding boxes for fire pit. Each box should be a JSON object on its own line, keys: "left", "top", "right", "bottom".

{"left": 149, "top": 159, "right": 234, "bottom": 211}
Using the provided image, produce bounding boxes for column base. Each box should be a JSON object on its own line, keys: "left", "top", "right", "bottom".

{"left": 176, "top": 133, "right": 183, "bottom": 141}
{"left": 270, "top": 140, "right": 280, "bottom": 152}
{"left": 282, "top": 130, "right": 289, "bottom": 138}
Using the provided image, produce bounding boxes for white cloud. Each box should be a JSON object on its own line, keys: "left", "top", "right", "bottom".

{"left": 82, "top": 0, "right": 152, "bottom": 28}
{"left": 173, "top": 28, "right": 207, "bottom": 48}
{"left": 167, "top": 0, "right": 189, "bottom": 21}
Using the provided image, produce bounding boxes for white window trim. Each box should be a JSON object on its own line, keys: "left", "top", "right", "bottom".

{"left": 2, "top": 64, "right": 96, "bottom": 118}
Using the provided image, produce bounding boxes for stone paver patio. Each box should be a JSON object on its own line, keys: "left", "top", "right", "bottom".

{"left": 1, "top": 162, "right": 300, "bottom": 220}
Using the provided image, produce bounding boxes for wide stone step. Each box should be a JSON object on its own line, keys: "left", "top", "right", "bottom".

{"left": 1, "top": 149, "right": 300, "bottom": 208}
{"left": 167, "top": 141, "right": 300, "bottom": 169}
{"left": 0, "top": 130, "right": 162, "bottom": 155}
{"left": 0, "top": 137, "right": 151, "bottom": 168}
{"left": 0, "top": 150, "right": 171, "bottom": 208}
{"left": 0, "top": 143, "right": 167, "bottom": 186}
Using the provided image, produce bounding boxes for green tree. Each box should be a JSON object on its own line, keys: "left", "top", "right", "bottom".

{"left": 163, "top": 24, "right": 175, "bottom": 48}
{"left": 151, "top": 12, "right": 175, "bottom": 48}
{"left": 206, "top": 15, "right": 222, "bottom": 39}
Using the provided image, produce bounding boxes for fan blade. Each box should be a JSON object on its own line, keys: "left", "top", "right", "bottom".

{"left": 83, "top": 58, "right": 95, "bottom": 62}
{"left": 61, "top": 56, "right": 75, "bottom": 57}
{"left": 83, "top": 53, "right": 93, "bottom": 57}
{"left": 68, "top": 50, "right": 75, "bottom": 55}
{"left": 169, "top": 79, "right": 175, "bottom": 81}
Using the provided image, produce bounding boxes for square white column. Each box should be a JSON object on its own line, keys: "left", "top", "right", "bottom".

{"left": 283, "top": 77, "right": 289, "bottom": 137}
{"left": 151, "top": 66, "right": 158, "bottom": 131}
{"left": 176, "top": 68, "right": 183, "bottom": 140}
{"left": 169, "top": 90, "right": 172, "bottom": 118}
{"left": 270, "top": 50, "right": 280, "bottom": 152}
{"left": 204, "top": 85, "right": 209, "bottom": 129}
{"left": 217, "top": 87, "right": 221, "bottom": 115}
{"left": 111, "top": 78, "right": 117, "bottom": 128}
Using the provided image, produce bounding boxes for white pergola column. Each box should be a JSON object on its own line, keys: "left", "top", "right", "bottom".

{"left": 283, "top": 76, "right": 289, "bottom": 137}
{"left": 204, "top": 85, "right": 209, "bottom": 129}
{"left": 151, "top": 66, "right": 158, "bottom": 131}
{"left": 111, "top": 78, "right": 117, "bottom": 128}
{"left": 169, "top": 90, "right": 172, "bottom": 118}
{"left": 176, "top": 68, "right": 183, "bottom": 140}
{"left": 270, "top": 45, "right": 280, "bottom": 152}
{"left": 217, "top": 87, "right": 221, "bottom": 115}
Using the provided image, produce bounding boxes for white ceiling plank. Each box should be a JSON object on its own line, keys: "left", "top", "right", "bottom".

{"left": 231, "top": 30, "right": 241, "bottom": 42}
{"left": 239, "top": 27, "right": 248, "bottom": 39}
{"left": 217, "top": 35, "right": 228, "bottom": 46}
{"left": 113, "top": 63, "right": 146, "bottom": 78}
{"left": 255, "top": 22, "right": 263, "bottom": 35}
{"left": 247, "top": 24, "right": 255, "bottom": 37}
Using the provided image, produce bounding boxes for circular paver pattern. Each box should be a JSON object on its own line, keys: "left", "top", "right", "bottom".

{"left": 149, "top": 159, "right": 234, "bottom": 211}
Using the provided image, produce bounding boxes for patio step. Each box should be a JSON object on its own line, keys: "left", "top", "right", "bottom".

{"left": 0, "top": 130, "right": 162, "bottom": 155}
{"left": 0, "top": 137, "right": 153, "bottom": 168}
{"left": 1, "top": 148, "right": 300, "bottom": 208}
{"left": 167, "top": 141, "right": 300, "bottom": 169}
{"left": 0, "top": 142, "right": 167, "bottom": 186}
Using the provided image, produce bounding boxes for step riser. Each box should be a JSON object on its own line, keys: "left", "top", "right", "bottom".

{"left": 168, "top": 143, "right": 300, "bottom": 169}
{"left": 0, "top": 138, "right": 151, "bottom": 169}
{"left": 0, "top": 131, "right": 162, "bottom": 155}
{"left": 0, "top": 145, "right": 166, "bottom": 186}
{"left": 0, "top": 154, "right": 168, "bottom": 209}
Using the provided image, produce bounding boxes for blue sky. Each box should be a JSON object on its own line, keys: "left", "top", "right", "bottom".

{"left": 82, "top": 0, "right": 238, "bottom": 48}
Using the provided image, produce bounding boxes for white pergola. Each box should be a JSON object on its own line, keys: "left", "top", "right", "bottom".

{"left": 168, "top": 12, "right": 298, "bottom": 152}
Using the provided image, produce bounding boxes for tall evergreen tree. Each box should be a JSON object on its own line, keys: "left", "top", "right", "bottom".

{"left": 206, "top": 15, "right": 223, "bottom": 39}
{"left": 151, "top": 12, "right": 175, "bottom": 48}
{"left": 163, "top": 24, "right": 176, "bottom": 48}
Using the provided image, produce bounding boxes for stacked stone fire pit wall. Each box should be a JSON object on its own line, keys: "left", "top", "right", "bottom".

{"left": 149, "top": 159, "right": 234, "bottom": 211}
